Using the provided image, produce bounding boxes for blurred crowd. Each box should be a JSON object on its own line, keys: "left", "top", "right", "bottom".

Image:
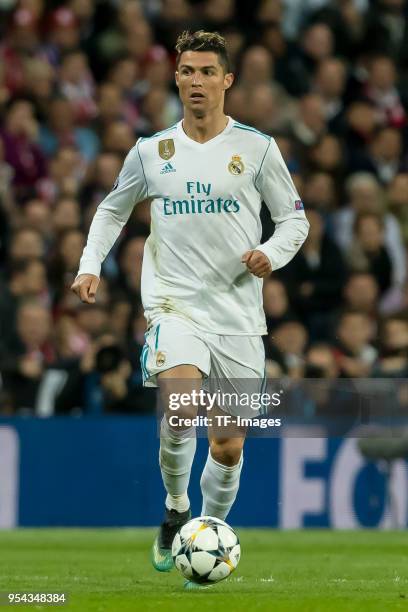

{"left": 1, "top": 0, "right": 408, "bottom": 416}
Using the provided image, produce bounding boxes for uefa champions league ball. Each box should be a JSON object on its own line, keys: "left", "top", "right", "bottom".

{"left": 172, "top": 516, "right": 241, "bottom": 584}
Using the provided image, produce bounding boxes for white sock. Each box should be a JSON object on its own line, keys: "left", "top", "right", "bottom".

{"left": 200, "top": 450, "right": 244, "bottom": 520}
{"left": 159, "top": 417, "right": 196, "bottom": 511}
{"left": 165, "top": 492, "right": 190, "bottom": 513}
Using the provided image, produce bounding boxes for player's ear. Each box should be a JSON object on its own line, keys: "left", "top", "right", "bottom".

{"left": 175, "top": 71, "right": 180, "bottom": 88}
{"left": 224, "top": 72, "right": 234, "bottom": 91}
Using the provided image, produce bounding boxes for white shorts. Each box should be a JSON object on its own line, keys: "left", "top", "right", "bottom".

{"left": 140, "top": 315, "right": 266, "bottom": 417}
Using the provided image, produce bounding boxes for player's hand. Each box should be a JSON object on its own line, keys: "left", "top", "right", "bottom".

{"left": 241, "top": 250, "right": 272, "bottom": 278}
{"left": 71, "top": 274, "right": 100, "bottom": 304}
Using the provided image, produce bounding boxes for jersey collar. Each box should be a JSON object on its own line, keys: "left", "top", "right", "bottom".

{"left": 177, "top": 116, "right": 234, "bottom": 149}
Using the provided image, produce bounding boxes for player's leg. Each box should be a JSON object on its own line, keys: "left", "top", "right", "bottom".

{"left": 201, "top": 404, "right": 246, "bottom": 520}
{"left": 153, "top": 365, "right": 203, "bottom": 571}
{"left": 200, "top": 334, "right": 265, "bottom": 520}
{"left": 158, "top": 365, "right": 202, "bottom": 514}
{"left": 143, "top": 317, "right": 210, "bottom": 571}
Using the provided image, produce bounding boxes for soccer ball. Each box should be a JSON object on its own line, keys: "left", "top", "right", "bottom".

{"left": 172, "top": 516, "right": 241, "bottom": 584}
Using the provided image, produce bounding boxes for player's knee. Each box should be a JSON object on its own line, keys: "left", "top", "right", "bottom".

{"left": 210, "top": 438, "right": 243, "bottom": 467}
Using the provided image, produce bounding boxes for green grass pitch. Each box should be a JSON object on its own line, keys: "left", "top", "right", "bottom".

{"left": 0, "top": 529, "right": 407, "bottom": 611}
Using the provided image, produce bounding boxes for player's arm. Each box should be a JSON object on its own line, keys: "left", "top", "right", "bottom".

{"left": 243, "top": 139, "right": 309, "bottom": 277}
{"left": 72, "top": 142, "right": 148, "bottom": 303}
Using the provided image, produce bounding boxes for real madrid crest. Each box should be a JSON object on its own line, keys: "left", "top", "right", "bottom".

{"left": 228, "top": 154, "right": 244, "bottom": 175}
{"left": 156, "top": 351, "right": 166, "bottom": 367}
{"left": 159, "top": 139, "right": 175, "bottom": 160}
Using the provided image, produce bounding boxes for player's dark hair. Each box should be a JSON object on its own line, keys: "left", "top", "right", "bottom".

{"left": 175, "top": 30, "right": 231, "bottom": 73}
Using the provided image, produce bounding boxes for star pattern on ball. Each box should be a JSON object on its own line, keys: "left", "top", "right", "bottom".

{"left": 172, "top": 516, "right": 241, "bottom": 585}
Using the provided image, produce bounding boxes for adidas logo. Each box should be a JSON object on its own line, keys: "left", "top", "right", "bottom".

{"left": 160, "top": 162, "right": 176, "bottom": 174}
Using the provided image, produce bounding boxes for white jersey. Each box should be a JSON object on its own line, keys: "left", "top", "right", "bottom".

{"left": 78, "top": 117, "right": 309, "bottom": 335}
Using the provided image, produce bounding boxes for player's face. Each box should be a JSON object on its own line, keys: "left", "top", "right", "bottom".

{"left": 175, "top": 51, "right": 233, "bottom": 115}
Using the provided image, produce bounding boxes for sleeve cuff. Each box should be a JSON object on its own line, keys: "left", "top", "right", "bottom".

{"left": 77, "top": 259, "right": 101, "bottom": 278}
{"left": 254, "top": 244, "right": 276, "bottom": 271}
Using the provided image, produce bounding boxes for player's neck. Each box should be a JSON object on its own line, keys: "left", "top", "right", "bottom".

{"left": 182, "top": 110, "right": 229, "bottom": 144}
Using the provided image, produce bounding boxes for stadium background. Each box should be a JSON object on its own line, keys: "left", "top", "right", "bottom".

{"left": 0, "top": 0, "right": 408, "bottom": 529}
